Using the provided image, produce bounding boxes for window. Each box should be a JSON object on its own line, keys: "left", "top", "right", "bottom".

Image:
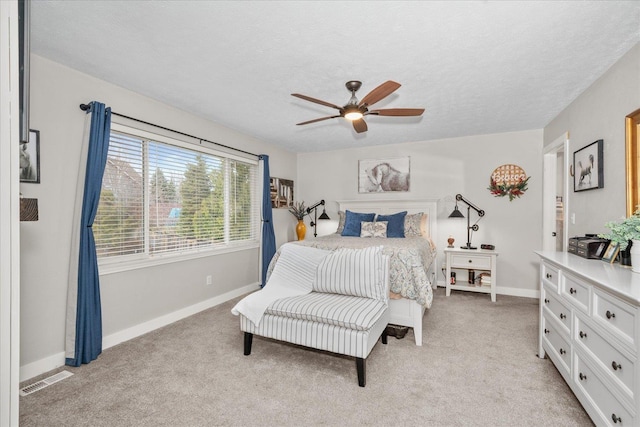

{"left": 93, "top": 124, "right": 259, "bottom": 267}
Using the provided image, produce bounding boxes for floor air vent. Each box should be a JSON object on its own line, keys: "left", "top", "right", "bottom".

{"left": 20, "top": 370, "right": 73, "bottom": 396}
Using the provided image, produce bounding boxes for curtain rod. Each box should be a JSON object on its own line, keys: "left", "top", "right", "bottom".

{"left": 79, "top": 103, "right": 259, "bottom": 158}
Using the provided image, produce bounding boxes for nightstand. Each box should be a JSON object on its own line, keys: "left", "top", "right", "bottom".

{"left": 445, "top": 247, "right": 498, "bottom": 302}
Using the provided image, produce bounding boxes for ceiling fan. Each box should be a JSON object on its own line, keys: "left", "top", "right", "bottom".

{"left": 291, "top": 80, "right": 424, "bottom": 134}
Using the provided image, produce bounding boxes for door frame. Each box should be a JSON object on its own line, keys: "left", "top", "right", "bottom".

{"left": 542, "top": 132, "right": 570, "bottom": 252}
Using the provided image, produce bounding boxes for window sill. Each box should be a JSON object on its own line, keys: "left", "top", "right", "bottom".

{"left": 98, "top": 241, "right": 259, "bottom": 275}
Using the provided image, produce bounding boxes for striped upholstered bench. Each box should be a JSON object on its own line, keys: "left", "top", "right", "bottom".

{"left": 239, "top": 246, "right": 390, "bottom": 387}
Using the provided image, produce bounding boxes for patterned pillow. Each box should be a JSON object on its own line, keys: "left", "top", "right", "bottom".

{"left": 361, "top": 221, "right": 388, "bottom": 238}
{"left": 341, "top": 210, "right": 376, "bottom": 237}
{"left": 336, "top": 211, "right": 346, "bottom": 234}
{"left": 376, "top": 211, "right": 407, "bottom": 238}
{"left": 405, "top": 212, "right": 426, "bottom": 237}
{"left": 313, "top": 246, "right": 385, "bottom": 300}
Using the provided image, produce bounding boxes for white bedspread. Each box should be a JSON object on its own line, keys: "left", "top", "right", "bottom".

{"left": 231, "top": 243, "right": 330, "bottom": 326}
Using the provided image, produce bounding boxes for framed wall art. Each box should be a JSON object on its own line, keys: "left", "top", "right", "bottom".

{"left": 269, "top": 177, "right": 294, "bottom": 208}
{"left": 358, "top": 157, "right": 410, "bottom": 193}
{"left": 20, "top": 129, "right": 40, "bottom": 184}
{"left": 573, "top": 139, "right": 603, "bottom": 192}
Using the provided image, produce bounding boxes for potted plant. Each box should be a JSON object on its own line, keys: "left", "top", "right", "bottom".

{"left": 288, "top": 201, "right": 309, "bottom": 240}
{"left": 599, "top": 209, "right": 640, "bottom": 271}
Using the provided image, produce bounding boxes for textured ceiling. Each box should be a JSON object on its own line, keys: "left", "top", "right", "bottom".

{"left": 31, "top": 1, "right": 640, "bottom": 153}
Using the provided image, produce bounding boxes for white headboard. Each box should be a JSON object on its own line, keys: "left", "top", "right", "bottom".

{"left": 336, "top": 199, "right": 438, "bottom": 247}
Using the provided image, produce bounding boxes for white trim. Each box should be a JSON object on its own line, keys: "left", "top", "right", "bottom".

{"left": 20, "top": 283, "right": 259, "bottom": 382}
{"left": 542, "top": 132, "right": 570, "bottom": 252}
{"left": 0, "top": 2, "right": 21, "bottom": 425}
{"left": 98, "top": 241, "right": 259, "bottom": 275}
{"left": 111, "top": 122, "right": 258, "bottom": 165}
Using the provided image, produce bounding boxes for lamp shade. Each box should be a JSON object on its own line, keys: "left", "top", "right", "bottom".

{"left": 448, "top": 205, "right": 464, "bottom": 218}
{"left": 319, "top": 209, "right": 330, "bottom": 220}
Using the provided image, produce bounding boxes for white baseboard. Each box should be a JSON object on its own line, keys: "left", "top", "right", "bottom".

{"left": 20, "top": 283, "right": 258, "bottom": 382}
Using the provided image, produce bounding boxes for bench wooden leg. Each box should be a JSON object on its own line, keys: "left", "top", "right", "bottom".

{"left": 356, "top": 357, "right": 366, "bottom": 387}
{"left": 381, "top": 327, "right": 388, "bottom": 345}
{"left": 244, "top": 332, "right": 253, "bottom": 356}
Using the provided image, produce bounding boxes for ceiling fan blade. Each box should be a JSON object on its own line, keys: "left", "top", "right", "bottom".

{"left": 358, "top": 80, "right": 401, "bottom": 107}
{"left": 296, "top": 115, "right": 340, "bottom": 126}
{"left": 368, "top": 108, "right": 425, "bottom": 116}
{"left": 291, "top": 93, "right": 342, "bottom": 110}
{"left": 352, "top": 118, "right": 368, "bottom": 133}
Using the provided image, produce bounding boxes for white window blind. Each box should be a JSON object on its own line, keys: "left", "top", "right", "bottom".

{"left": 94, "top": 127, "right": 259, "bottom": 262}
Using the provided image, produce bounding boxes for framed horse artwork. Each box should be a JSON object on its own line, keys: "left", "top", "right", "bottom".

{"left": 20, "top": 129, "right": 40, "bottom": 184}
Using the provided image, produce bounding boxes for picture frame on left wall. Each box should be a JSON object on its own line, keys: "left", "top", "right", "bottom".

{"left": 20, "top": 129, "right": 40, "bottom": 183}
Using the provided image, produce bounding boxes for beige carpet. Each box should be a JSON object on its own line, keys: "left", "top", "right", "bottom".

{"left": 19, "top": 288, "right": 593, "bottom": 426}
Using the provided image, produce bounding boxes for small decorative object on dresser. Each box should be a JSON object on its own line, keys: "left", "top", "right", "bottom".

{"left": 599, "top": 209, "right": 640, "bottom": 271}
{"left": 447, "top": 236, "right": 455, "bottom": 248}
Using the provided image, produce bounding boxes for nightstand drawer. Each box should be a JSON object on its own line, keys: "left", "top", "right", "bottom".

{"left": 594, "top": 288, "right": 636, "bottom": 348}
{"left": 576, "top": 315, "right": 636, "bottom": 399}
{"left": 562, "top": 273, "right": 590, "bottom": 314}
{"left": 450, "top": 254, "right": 491, "bottom": 270}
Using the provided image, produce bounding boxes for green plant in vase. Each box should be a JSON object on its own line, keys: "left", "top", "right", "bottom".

{"left": 598, "top": 209, "right": 640, "bottom": 251}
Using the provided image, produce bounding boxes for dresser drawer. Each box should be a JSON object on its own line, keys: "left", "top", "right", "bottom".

{"left": 575, "top": 315, "right": 636, "bottom": 400}
{"left": 593, "top": 288, "right": 636, "bottom": 348}
{"left": 542, "top": 285, "right": 571, "bottom": 333}
{"left": 450, "top": 254, "right": 491, "bottom": 270}
{"left": 542, "top": 261, "right": 560, "bottom": 290}
{"left": 562, "top": 273, "right": 590, "bottom": 314}
{"left": 574, "top": 352, "right": 635, "bottom": 427}
{"left": 542, "top": 314, "right": 571, "bottom": 375}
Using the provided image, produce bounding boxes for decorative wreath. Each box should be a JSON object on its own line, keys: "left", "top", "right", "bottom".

{"left": 488, "top": 164, "right": 530, "bottom": 201}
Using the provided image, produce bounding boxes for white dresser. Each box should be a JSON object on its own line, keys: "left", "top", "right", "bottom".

{"left": 537, "top": 251, "right": 640, "bottom": 426}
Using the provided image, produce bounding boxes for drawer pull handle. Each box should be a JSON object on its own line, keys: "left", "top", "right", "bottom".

{"left": 544, "top": 298, "right": 550, "bottom": 304}
{"left": 606, "top": 310, "right": 616, "bottom": 319}
{"left": 544, "top": 329, "right": 550, "bottom": 334}
{"left": 546, "top": 273, "right": 552, "bottom": 279}
{"left": 612, "top": 361, "right": 622, "bottom": 371}
{"left": 579, "top": 372, "right": 587, "bottom": 381}
{"left": 579, "top": 331, "right": 587, "bottom": 339}
{"left": 612, "top": 414, "right": 622, "bottom": 424}
{"left": 468, "top": 260, "right": 472, "bottom": 263}
{"left": 559, "top": 348, "right": 566, "bottom": 355}
{"left": 560, "top": 313, "right": 566, "bottom": 320}
{"left": 569, "top": 287, "right": 576, "bottom": 294}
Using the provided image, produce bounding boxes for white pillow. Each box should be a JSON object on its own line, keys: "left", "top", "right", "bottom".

{"left": 360, "top": 221, "right": 387, "bottom": 238}
{"left": 313, "top": 246, "right": 385, "bottom": 300}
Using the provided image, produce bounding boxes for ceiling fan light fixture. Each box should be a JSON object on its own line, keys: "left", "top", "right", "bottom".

{"left": 344, "top": 110, "right": 363, "bottom": 121}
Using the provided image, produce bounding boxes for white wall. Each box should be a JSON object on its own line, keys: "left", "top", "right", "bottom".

{"left": 544, "top": 43, "right": 640, "bottom": 236}
{"left": 20, "top": 55, "right": 296, "bottom": 379}
{"left": 296, "top": 129, "right": 543, "bottom": 297}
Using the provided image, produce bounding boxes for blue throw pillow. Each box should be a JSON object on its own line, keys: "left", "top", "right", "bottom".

{"left": 341, "top": 210, "right": 376, "bottom": 237}
{"left": 376, "top": 211, "right": 407, "bottom": 238}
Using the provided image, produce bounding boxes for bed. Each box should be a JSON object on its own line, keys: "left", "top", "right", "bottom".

{"left": 268, "top": 199, "right": 438, "bottom": 345}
